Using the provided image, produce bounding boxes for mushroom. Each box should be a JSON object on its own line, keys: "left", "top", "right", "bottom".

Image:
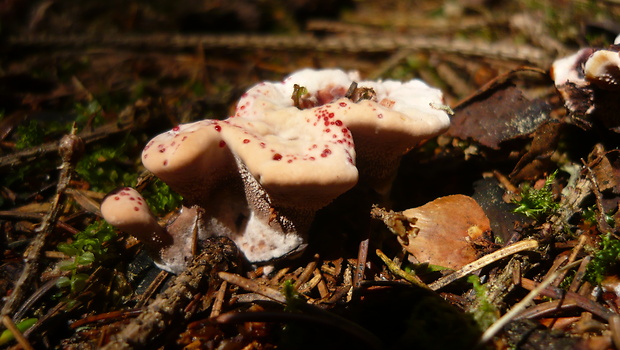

{"left": 100, "top": 187, "right": 194, "bottom": 273}
{"left": 135, "top": 68, "right": 450, "bottom": 266}
{"left": 141, "top": 96, "right": 359, "bottom": 263}
{"left": 551, "top": 45, "right": 620, "bottom": 131}
{"left": 584, "top": 48, "right": 620, "bottom": 91}
{"left": 235, "top": 68, "right": 451, "bottom": 195}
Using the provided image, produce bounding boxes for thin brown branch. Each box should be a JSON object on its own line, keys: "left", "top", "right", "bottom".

{"left": 218, "top": 271, "right": 287, "bottom": 304}
{"left": 1, "top": 132, "right": 83, "bottom": 318}
{"left": 518, "top": 277, "right": 615, "bottom": 321}
{"left": 429, "top": 239, "right": 539, "bottom": 291}
{"left": 100, "top": 236, "right": 238, "bottom": 349}
{"left": 2, "top": 315, "right": 34, "bottom": 350}
{"left": 8, "top": 33, "right": 552, "bottom": 67}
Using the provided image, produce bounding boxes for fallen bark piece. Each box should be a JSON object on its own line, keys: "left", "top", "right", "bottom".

{"left": 373, "top": 194, "right": 491, "bottom": 270}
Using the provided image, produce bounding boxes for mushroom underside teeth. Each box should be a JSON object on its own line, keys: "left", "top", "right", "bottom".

{"left": 228, "top": 210, "right": 306, "bottom": 263}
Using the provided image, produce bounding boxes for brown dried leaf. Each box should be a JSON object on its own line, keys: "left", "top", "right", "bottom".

{"left": 589, "top": 146, "right": 620, "bottom": 194}
{"left": 374, "top": 195, "right": 491, "bottom": 270}
{"left": 448, "top": 82, "right": 552, "bottom": 150}
{"left": 509, "top": 120, "right": 563, "bottom": 182}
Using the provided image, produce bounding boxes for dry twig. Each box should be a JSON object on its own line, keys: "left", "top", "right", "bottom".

{"left": 429, "top": 239, "right": 539, "bottom": 291}
{"left": 1, "top": 131, "right": 83, "bottom": 318}
{"left": 101, "top": 236, "right": 238, "bottom": 349}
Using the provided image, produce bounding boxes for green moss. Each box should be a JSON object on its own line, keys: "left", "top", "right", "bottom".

{"left": 582, "top": 205, "right": 615, "bottom": 228}
{"left": 15, "top": 120, "right": 45, "bottom": 149}
{"left": 141, "top": 179, "right": 183, "bottom": 216}
{"left": 586, "top": 233, "right": 620, "bottom": 284}
{"left": 56, "top": 220, "right": 118, "bottom": 294}
{"left": 467, "top": 275, "right": 499, "bottom": 330}
{"left": 281, "top": 279, "right": 305, "bottom": 312}
{"left": 512, "top": 171, "right": 559, "bottom": 221}
{"left": 75, "top": 135, "right": 139, "bottom": 192}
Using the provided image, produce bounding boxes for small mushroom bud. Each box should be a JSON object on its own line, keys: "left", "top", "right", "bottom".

{"left": 101, "top": 187, "right": 173, "bottom": 254}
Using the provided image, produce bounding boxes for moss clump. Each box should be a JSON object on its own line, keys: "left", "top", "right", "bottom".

{"left": 468, "top": 275, "right": 499, "bottom": 330}
{"left": 15, "top": 120, "right": 45, "bottom": 149}
{"left": 75, "top": 135, "right": 139, "bottom": 192}
{"left": 56, "top": 220, "right": 118, "bottom": 294}
{"left": 586, "top": 233, "right": 620, "bottom": 284}
{"left": 141, "top": 179, "right": 183, "bottom": 216}
{"left": 512, "top": 171, "right": 559, "bottom": 221}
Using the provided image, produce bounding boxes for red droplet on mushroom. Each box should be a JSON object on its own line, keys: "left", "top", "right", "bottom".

{"left": 172, "top": 126, "right": 180, "bottom": 131}
{"left": 243, "top": 139, "right": 251, "bottom": 144}
{"left": 219, "top": 140, "right": 226, "bottom": 148}
{"left": 339, "top": 102, "right": 347, "bottom": 107}
{"left": 377, "top": 113, "right": 384, "bottom": 119}
{"left": 273, "top": 153, "right": 283, "bottom": 161}
{"left": 260, "top": 142, "right": 266, "bottom": 148}
{"left": 214, "top": 125, "right": 222, "bottom": 132}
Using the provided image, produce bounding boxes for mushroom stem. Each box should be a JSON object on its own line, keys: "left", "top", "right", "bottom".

{"left": 232, "top": 157, "right": 312, "bottom": 262}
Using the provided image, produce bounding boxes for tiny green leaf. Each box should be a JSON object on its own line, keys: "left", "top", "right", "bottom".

{"left": 57, "top": 243, "right": 79, "bottom": 257}
{"left": 0, "top": 318, "right": 38, "bottom": 345}
{"left": 76, "top": 251, "right": 95, "bottom": 266}
{"left": 56, "top": 276, "right": 71, "bottom": 288}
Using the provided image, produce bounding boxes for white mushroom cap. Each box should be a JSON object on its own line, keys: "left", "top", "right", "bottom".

{"left": 141, "top": 120, "right": 239, "bottom": 205}
{"left": 550, "top": 48, "right": 592, "bottom": 87}
{"left": 584, "top": 49, "right": 620, "bottom": 91}
{"left": 235, "top": 68, "right": 451, "bottom": 193}
{"left": 225, "top": 109, "right": 358, "bottom": 209}
{"left": 551, "top": 47, "right": 620, "bottom": 118}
